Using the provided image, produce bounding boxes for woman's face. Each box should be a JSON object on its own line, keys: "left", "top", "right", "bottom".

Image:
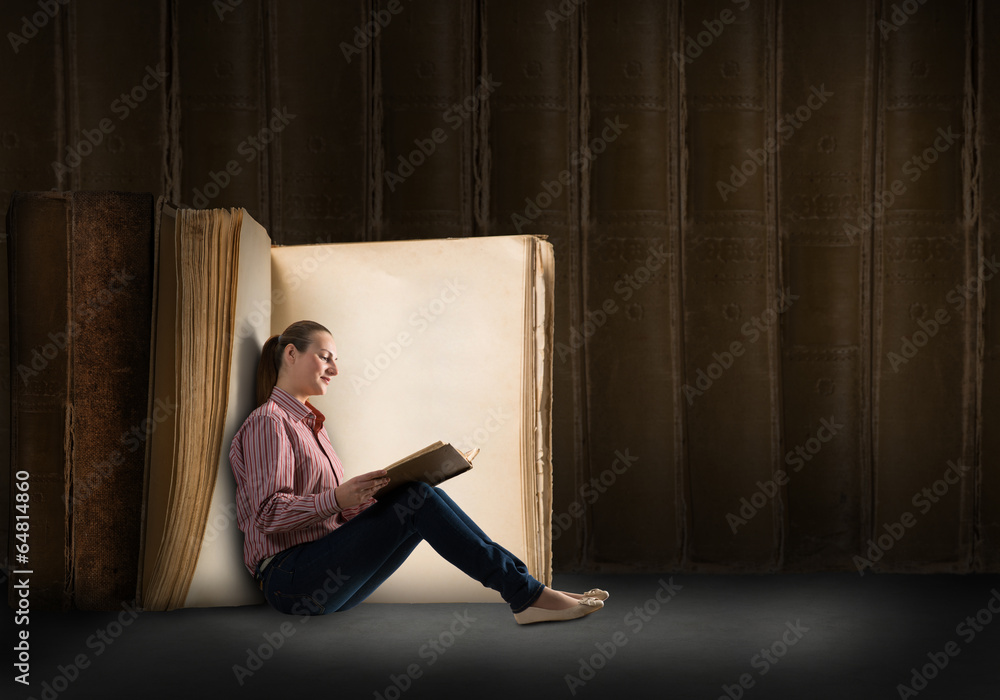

{"left": 282, "top": 331, "right": 338, "bottom": 400}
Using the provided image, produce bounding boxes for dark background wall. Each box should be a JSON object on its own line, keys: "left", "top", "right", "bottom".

{"left": 1, "top": 0, "right": 997, "bottom": 574}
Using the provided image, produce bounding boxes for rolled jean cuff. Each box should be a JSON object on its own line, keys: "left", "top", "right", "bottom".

{"left": 509, "top": 578, "right": 545, "bottom": 614}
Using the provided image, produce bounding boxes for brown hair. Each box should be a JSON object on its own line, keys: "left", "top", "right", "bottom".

{"left": 255, "top": 320, "right": 331, "bottom": 407}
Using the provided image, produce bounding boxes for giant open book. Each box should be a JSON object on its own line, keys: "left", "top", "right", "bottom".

{"left": 138, "top": 203, "right": 555, "bottom": 610}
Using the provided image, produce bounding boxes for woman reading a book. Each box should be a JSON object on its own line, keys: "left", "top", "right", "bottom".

{"left": 229, "top": 320, "right": 607, "bottom": 624}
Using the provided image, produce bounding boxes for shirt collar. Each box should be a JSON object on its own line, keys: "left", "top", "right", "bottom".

{"left": 269, "top": 385, "right": 326, "bottom": 435}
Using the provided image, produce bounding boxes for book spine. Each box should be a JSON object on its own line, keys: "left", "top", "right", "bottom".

{"left": 176, "top": 0, "right": 268, "bottom": 222}
{"left": 680, "top": 0, "right": 779, "bottom": 568}
{"left": 6, "top": 193, "right": 73, "bottom": 610}
{"left": 0, "top": 0, "right": 66, "bottom": 592}
{"left": 581, "top": 0, "right": 682, "bottom": 568}
{"left": 483, "top": 0, "right": 583, "bottom": 568}
{"left": 266, "top": 0, "right": 371, "bottom": 245}
{"left": 872, "top": 0, "right": 973, "bottom": 570}
{"left": 68, "top": 192, "right": 154, "bottom": 610}
{"left": 376, "top": 0, "right": 475, "bottom": 240}
{"left": 776, "top": 0, "right": 874, "bottom": 568}
{"left": 62, "top": 0, "right": 168, "bottom": 194}
{"left": 976, "top": 0, "right": 997, "bottom": 570}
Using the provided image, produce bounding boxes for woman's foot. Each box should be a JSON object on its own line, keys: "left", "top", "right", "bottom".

{"left": 559, "top": 588, "right": 609, "bottom": 602}
{"left": 531, "top": 587, "right": 585, "bottom": 610}
{"left": 512, "top": 587, "right": 604, "bottom": 624}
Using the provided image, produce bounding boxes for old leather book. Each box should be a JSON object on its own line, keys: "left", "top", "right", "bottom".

{"left": 872, "top": 1, "right": 973, "bottom": 570}
{"left": 378, "top": 0, "right": 475, "bottom": 240}
{"left": 372, "top": 442, "right": 477, "bottom": 499}
{"left": 6, "top": 191, "right": 154, "bottom": 610}
{"left": 62, "top": 0, "right": 166, "bottom": 194}
{"left": 681, "top": 0, "right": 778, "bottom": 567}
{"left": 582, "top": 0, "right": 680, "bottom": 569}
{"left": 139, "top": 201, "right": 554, "bottom": 609}
{"left": 0, "top": 0, "right": 63, "bottom": 574}
{"left": 176, "top": 0, "right": 267, "bottom": 219}
{"left": 268, "top": 0, "right": 370, "bottom": 244}
{"left": 777, "top": 0, "right": 872, "bottom": 568}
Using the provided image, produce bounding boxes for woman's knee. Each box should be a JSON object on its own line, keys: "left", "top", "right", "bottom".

{"left": 384, "top": 480, "right": 438, "bottom": 509}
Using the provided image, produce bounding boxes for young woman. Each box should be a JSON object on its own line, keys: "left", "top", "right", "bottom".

{"left": 229, "top": 320, "right": 608, "bottom": 624}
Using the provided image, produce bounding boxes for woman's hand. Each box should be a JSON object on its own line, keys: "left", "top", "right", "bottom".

{"left": 334, "top": 470, "right": 390, "bottom": 510}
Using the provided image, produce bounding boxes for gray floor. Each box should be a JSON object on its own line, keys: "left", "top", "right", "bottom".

{"left": 3, "top": 573, "right": 999, "bottom": 699}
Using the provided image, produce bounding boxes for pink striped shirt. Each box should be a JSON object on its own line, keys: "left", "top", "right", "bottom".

{"left": 229, "top": 385, "right": 373, "bottom": 576}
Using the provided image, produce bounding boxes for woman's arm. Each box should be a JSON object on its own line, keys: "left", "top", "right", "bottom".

{"left": 236, "top": 414, "right": 344, "bottom": 534}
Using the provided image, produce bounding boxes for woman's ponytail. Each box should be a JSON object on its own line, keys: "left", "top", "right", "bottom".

{"left": 255, "top": 320, "right": 332, "bottom": 407}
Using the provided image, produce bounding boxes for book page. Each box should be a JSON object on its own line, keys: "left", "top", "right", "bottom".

{"left": 183, "top": 209, "right": 271, "bottom": 607}
{"left": 270, "top": 236, "right": 534, "bottom": 603}
{"left": 533, "top": 240, "right": 555, "bottom": 583}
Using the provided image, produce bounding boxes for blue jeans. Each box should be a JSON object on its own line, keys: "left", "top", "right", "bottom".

{"left": 257, "top": 482, "right": 545, "bottom": 615}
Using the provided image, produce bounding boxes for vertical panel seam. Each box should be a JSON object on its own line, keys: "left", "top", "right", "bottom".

{"left": 577, "top": 0, "right": 592, "bottom": 569}
{"left": 370, "top": 0, "right": 383, "bottom": 241}
{"left": 968, "top": 0, "right": 984, "bottom": 570}
{"left": 771, "top": 0, "right": 785, "bottom": 571}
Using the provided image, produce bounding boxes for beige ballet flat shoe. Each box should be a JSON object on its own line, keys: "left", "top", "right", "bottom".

{"left": 513, "top": 596, "right": 604, "bottom": 625}
{"left": 581, "top": 588, "right": 609, "bottom": 601}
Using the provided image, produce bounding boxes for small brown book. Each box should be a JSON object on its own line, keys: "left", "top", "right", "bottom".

{"left": 374, "top": 443, "right": 479, "bottom": 499}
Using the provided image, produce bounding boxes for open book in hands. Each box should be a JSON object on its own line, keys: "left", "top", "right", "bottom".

{"left": 373, "top": 442, "right": 480, "bottom": 499}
